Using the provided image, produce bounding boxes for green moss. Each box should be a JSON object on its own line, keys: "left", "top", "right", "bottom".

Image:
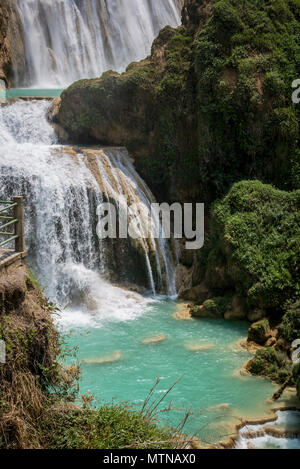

{"left": 279, "top": 301, "right": 300, "bottom": 342}
{"left": 194, "top": 0, "right": 300, "bottom": 198}
{"left": 248, "top": 319, "right": 270, "bottom": 345}
{"left": 41, "top": 404, "right": 173, "bottom": 450}
{"left": 205, "top": 296, "right": 231, "bottom": 315}
{"left": 250, "top": 357, "right": 264, "bottom": 374}
{"left": 202, "top": 181, "right": 300, "bottom": 316}
{"left": 249, "top": 347, "right": 293, "bottom": 383}
{"left": 191, "top": 295, "right": 232, "bottom": 318}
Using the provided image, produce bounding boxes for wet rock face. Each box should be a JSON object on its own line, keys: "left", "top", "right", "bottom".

{"left": 182, "top": 0, "right": 213, "bottom": 27}
{"left": 0, "top": 0, "right": 10, "bottom": 84}
{"left": 0, "top": 0, "right": 25, "bottom": 86}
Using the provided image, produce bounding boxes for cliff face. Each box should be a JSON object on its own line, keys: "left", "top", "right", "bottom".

{"left": 0, "top": 0, "right": 11, "bottom": 84}
{"left": 0, "top": 0, "right": 24, "bottom": 86}
{"left": 55, "top": 0, "right": 300, "bottom": 205}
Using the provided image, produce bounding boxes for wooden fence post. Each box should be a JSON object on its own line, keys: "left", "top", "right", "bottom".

{"left": 13, "top": 196, "right": 25, "bottom": 253}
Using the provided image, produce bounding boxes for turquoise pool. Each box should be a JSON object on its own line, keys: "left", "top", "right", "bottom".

{"left": 61, "top": 298, "right": 277, "bottom": 444}
{"left": 5, "top": 88, "right": 63, "bottom": 99}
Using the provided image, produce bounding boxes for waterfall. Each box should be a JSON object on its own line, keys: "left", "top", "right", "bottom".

{"left": 12, "top": 0, "right": 183, "bottom": 87}
{"left": 0, "top": 100, "right": 176, "bottom": 318}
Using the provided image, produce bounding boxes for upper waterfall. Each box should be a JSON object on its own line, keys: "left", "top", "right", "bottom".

{"left": 12, "top": 0, "right": 183, "bottom": 87}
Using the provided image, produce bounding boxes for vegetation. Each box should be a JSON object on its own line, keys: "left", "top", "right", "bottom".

{"left": 191, "top": 295, "right": 232, "bottom": 318}
{"left": 194, "top": 0, "right": 300, "bottom": 198}
{"left": 248, "top": 347, "right": 293, "bottom": 384}
{"left": 0, "top": 266, "right": 177, "bottom": 449}
{"left": 248, "top": 319, "right": 270, "bottom": 345}
{"left": 279, "top": 300, "right": 300, "bottom": 342}
{"left": 247, "top": 301, "right": 300, "bottom": 385}
{"left": 41, "top": 404, "right": 174, "bottom": 450}
{"left": 192, "top": 181, "right": 300, "bottom": 389}
{"left": 199, "top": 180, "right": 300, "bottom": 318}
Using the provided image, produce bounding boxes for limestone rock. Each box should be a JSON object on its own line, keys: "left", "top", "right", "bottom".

{"left": 265, "top": 337, "right": 276, "bottom": 347}
{"left": 248, "top": 319, "right": 271, "bottom": 345}
{"left": 184, "top": 341, "right": 215, "bottom": 351}
{"left": 182, "top": 0, "right": 213, "bottom": 27}
{"left": 173, "top": 307, "right": 192, "bottom": 321}
{"left": 178, "top": 240, "right": 195, "bottom": 267}
{"left": 191, "top": 300, "right": 222, "bottom": 319}
{"left": 47, "top": 98, "right": 61, "bottom": 122}
{"left": 0, "top": 0, "right": 25, "bottom": 86}
{"left": 141, "top": 334, "right": 166, "bottom": 345}
{"left": 81, "top": 351, "right": 122, "bottom": 365}
{"left": 0, "top": 263, "right": 26, "bottom": 313}
{"left": 176, "top": 264, "right": 192, "bottom": 294}
{"left": 224, "top": 294, "right": 247, "bottom": 321}
{"left": 178, "top": 281, "right": 212, "bottom": 303}
{"left": 247, "top": 308, "right": 266, "bottom": 323}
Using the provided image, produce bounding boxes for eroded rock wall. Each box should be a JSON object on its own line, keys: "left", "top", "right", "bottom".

{"left": 0, "top": 0, "right": 11, "bottom": 84}
{"left": 0, "top": 0, "right": 25, "bottom": 86}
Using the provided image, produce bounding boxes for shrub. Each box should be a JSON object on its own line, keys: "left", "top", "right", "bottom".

{"left": 249, "top": 347, "right": 293, "bottom": 383}
{"left": 203, "top": 181, "right": 300, "bottom": 317}
{"left": 279, "top": 301, "right": 300, "bottom": 343}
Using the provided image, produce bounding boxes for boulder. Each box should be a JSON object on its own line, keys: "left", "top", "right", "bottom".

{"left": 191, "top": 297, "right": 230, "bottom": 319}
{"left": 248, "top": 319, "right": 271, "bottom": 345}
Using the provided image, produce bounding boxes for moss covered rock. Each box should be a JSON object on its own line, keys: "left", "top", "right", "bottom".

{"left": 191, "top": 295, "right": 232, "bottom": 318}
{"left": 248, "top": 319, "right": 271, "bottom": 345}
{"left": 279, "top": 301, "right": 300, "bottom": 343}
{"left": 247, "top": 347, "right": 293, "bottom": 384}
{"left": 199, "top": 180, "right": 300, "bottom": 320}
{"left": 247, "top": 301, "right": 300, "bottom": 389}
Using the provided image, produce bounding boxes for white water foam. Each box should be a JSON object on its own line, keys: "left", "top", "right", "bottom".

{"left": 235, "top": 410, "right": 300, "bottom": 449}
{"left": 0, "top": 100, "right": 176, "bottom": 326}
{"left": 57, "top": 263, "right": 157, "bottom": 329}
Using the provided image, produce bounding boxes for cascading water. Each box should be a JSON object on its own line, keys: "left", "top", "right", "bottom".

{"left": 0, "top": 99, "right": 177, "bottom": 321}
{"left": 1, "top": 4, "right": 299, "bottom": 446}
{"left": 1, "top": 0, "right": 181, "bottom": 319}
{"left": 12, "top": 0, "right": 183, "bottom": 87}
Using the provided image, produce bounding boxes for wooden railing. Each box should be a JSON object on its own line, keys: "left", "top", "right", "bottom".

{"left": 0, "top": 197, "right": 26, "bottom": 253}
